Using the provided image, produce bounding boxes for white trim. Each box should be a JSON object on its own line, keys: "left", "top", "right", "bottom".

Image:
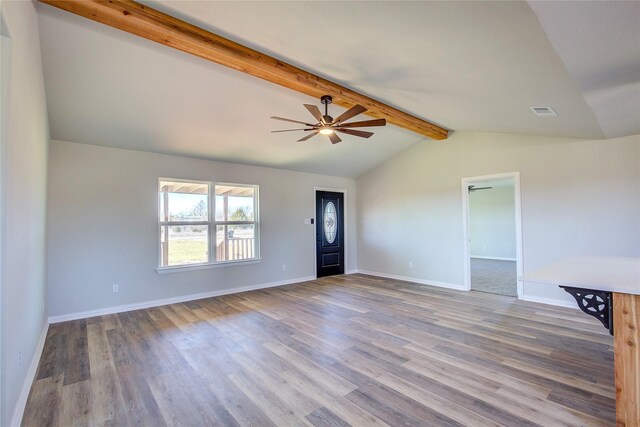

{"left": 9, "top": 321, "right": 48, "bottom": 427}
{"left": 520, "top": 294, "right": 577, "bottom": 309}
{"left": 156, "top": 258, "right": 261, "bottom": 274}
{"left": 470, "top": 256, "right": 517, "bottom": 262}
{"left": 461, "top": 172, "right": 524, "bottom": 298}
{"left": 345, "top": 269, "right": 358, "bottom": 275}
{"left": 48, "top": 275, "right": 315, "bottom": 324}
{"left": 314, "top": 187, "right": 349, "bottom": 278}
{"left": 514, "top": 175, "right": 524, "bottom": 298}
{"left": 357, "top": 270, "right": 467, "bottom": 291}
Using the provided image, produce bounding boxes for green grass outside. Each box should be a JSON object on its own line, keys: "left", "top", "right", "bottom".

{"left": 168, "top": 239, "right": 208, "bottom": 265}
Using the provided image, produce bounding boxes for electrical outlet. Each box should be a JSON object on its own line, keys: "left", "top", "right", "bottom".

{"left": 409, "top": 262, "right": 413, "bottom": 269}
{"left": 112, "top": 284, "right": 119, "bottom": 293}
{"left": 282, "top": 264, "right": 287, "bottom": 271}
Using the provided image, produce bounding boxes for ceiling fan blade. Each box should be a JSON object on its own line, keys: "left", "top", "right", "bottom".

{"left": 469, "top": 186, "right": 493, "bottom": 192}
{"left": 337, "top": 118, "right": 386, "bottom": 128}
{"left": 270, "top": 116, "right": 315, "bottom": 126}
{"left": 333, "top": 104, "right": 367, "bottom": 125}
{"left": 297, "top": 132, "right": 318, "bottom": 142}
{"left": 271, "top": 128, "right": 314, "bottom": 133}
{"left": 335, "top": 128, "right": 374, "bottom": 138}
{"left": 304, "top": 104, "right": 325, "bottom": 124}
{"left": 328, "top": 133, "right": 342, "bottom": 144}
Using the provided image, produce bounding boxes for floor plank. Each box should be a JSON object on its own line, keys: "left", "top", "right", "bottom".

{"left": 22, "top": 274, "right": 615, "bottom": 426}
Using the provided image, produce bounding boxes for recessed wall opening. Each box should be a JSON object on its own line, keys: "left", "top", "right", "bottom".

{"left": 462, "top": 172, "right": 523, "bottom": 298}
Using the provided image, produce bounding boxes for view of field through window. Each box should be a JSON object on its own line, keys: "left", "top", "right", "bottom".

{"left": 215, "top": 185, "right": 256, "bottom": 262}
{"left": 159, "top": 180, "right": 257, "bottom": 267}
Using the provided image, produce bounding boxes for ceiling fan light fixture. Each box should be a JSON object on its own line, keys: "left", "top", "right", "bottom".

{"left": 319, "top": 126, "right": 334, "bottom": 135}
{"left": 271, "top": 95, "right": 386, "bottom": 143}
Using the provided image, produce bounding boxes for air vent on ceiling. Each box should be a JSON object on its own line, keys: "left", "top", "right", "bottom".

{"left": 529, "top": 106, "right": 558, "bottom": 117}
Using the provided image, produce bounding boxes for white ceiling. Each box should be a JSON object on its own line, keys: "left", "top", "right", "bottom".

{"left": 528, "top": 1, "right": 640, "bottom": 139}
{"left": 36, "top": 1, "right": 640, "bottom": 178}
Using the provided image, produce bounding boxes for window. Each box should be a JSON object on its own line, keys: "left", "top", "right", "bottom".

{"left": 214, "top": 184, "right": 257, "bottom": 262}
{"left": 159, "top": 179, "right": 259, "bottom": 270}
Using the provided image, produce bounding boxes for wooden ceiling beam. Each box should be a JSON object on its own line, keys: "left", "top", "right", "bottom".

{"left": 39, "top": 0, "right": 448, "bottom": 140}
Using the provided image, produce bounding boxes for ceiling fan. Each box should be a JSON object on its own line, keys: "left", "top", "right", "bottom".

{"left": 468, "top": 185, "right": 493, "bottom": 193}
{"left": 270, "top": 95, "right": 386, "bottom": 144}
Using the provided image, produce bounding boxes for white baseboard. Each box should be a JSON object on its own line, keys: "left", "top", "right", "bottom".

{"left": 10, "top": 321, "right": 49, "bottom": 427}
{"left": 48, "top": 275, "right": 315, "bottom": 324}
{"left": 356, "top": 270, "right": 467, "bottom": 291}
{"left": 345, "top": 269, "right": 358, "bottom": 275}
{"left": 470, "top": 256, "right": 517, "bottom": 262}
{"left": 520, "top": 294, "right": 577, "bottom": 309}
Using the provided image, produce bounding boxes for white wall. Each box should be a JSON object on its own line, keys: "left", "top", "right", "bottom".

{"left": 469, "top": 185, "right": 516, "bottom": 259}
{"left": 47, "top": 140, "right": 357, "bottom": 317}
{"left": 0, "top": 2, "right": 50, "bottom": 425}
{"left": 357, "top": 131, "right": 640, "bottom": 305}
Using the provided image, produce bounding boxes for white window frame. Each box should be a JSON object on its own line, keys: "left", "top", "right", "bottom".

{"left": 213, "top": 181, "right": 261, "bottom": 266}
{"left": 156, "top": 178, "right": 260, "bottom": 273}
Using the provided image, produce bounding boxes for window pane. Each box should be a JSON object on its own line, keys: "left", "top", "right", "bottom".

{"left": 216, "top": 224, "right": 255, "bottom": 261}
{"left": 215, "top": 185, "right": 255, "bottom": 221}
{"left": 324, "top": 201, "right": 337, "bottom": 244}
{"left": 159, "top": 180, "right": 208, "bottom": 222}
{"left": 164, "top": 225, "right": 209, "bottom": 266}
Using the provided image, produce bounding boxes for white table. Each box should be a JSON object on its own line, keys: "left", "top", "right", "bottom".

{"left": 523, "top": 256, "right": 640, "bottom": 426}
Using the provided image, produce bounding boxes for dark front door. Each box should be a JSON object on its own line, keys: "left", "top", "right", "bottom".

{"left": 316, "top": 191, "right": 345, "bottom": 278}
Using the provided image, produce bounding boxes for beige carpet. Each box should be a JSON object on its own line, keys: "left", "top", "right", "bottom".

{"left": 471, "top": 258, "right": 517, "bottom": 297}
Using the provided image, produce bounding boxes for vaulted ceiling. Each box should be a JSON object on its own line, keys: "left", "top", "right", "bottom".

{"left": 36, "top": 1, "right": 640, "bottom": 178}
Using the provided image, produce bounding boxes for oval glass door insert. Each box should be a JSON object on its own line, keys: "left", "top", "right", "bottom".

{"left": 324, "top": 202, "right": 337, "bottom": 244}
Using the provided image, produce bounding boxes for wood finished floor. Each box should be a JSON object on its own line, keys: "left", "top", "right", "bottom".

{"left": 23, "top": 274, "right": 616, "bottom": 427}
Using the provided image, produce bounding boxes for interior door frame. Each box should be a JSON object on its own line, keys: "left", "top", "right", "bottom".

{"left": 461, "top": 172, "right": 523, "bottom": 298}
{"left": 314, "top": 187, "right": 348, "bottom": 278}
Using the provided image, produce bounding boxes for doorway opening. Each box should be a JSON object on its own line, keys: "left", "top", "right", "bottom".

{"left": 462, "top": 172, "right": 523, "bottom": 298}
